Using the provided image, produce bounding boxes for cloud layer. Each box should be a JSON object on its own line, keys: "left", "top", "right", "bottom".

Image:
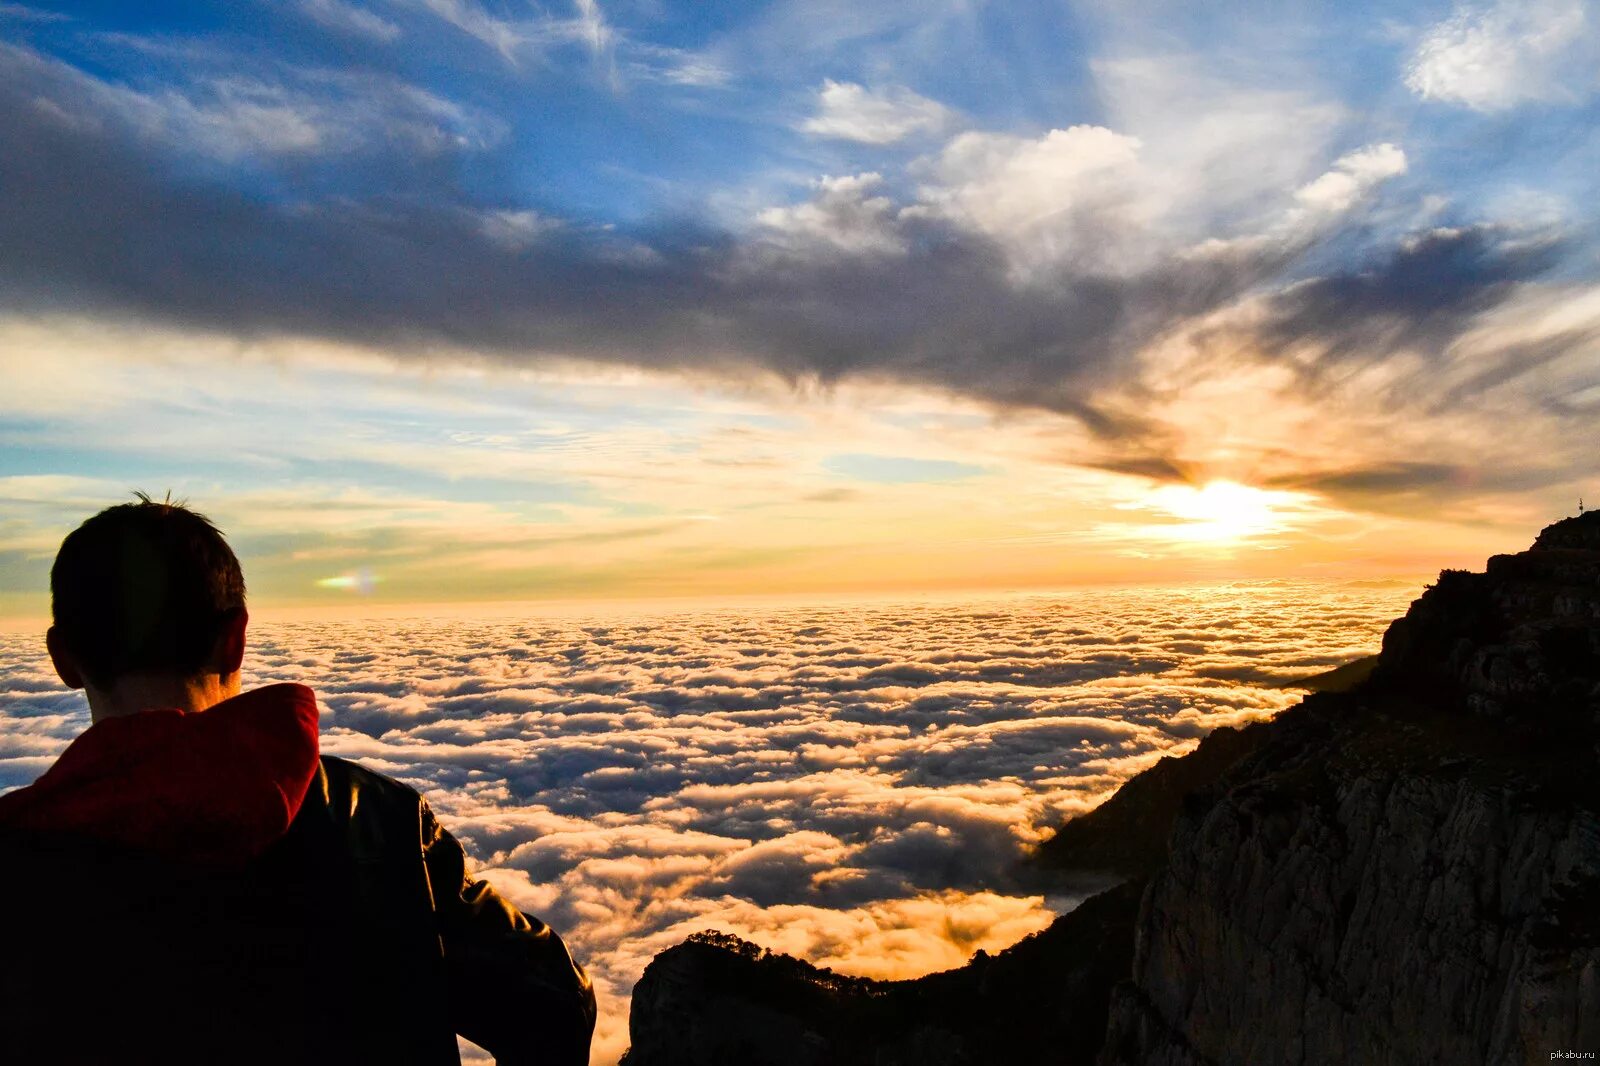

{"left": 0, "top": 583, "right": 1415, "bottom": 1062}
{"left": 2, "top": 1, "right": 1596, "bottom": 535}
{"left": 0, "top": 29, "right": 1582, "bottom": 442}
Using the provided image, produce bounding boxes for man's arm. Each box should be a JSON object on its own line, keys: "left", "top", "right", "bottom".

{"left": 420, "top": 803, "right": 596, "bottom": 1065}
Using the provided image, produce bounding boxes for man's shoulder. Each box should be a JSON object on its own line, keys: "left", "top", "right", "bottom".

{"left": 316, "top": 753, "right": 426, "bottom": 805}
{"left": 307, "top": 755, "right": 438, "bottom": 860}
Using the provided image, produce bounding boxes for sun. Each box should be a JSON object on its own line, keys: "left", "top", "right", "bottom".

{"left": 1141, "top": 480, "right": 1294, "bottom": 544}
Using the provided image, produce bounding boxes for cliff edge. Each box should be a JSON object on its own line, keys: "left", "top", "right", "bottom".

{"left": 1103, "top": 511, "right": 1600, "bottom": 1064}
{"left": 622, "top": 880, "right": 1141, "bottom": 1066}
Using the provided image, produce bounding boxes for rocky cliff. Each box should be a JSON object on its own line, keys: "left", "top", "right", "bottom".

{"left": 1102, "top": 511, "right": 1600, "bottom": 1064}
{"left": 622, "top": 880, "right": 1141, "bottom": 1066}
{"left": 625, "top": 513, "right": 1600, "bottom": 1065}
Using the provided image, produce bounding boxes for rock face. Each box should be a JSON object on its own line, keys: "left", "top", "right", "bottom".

{"left": 623, "top": 880, "right": 1142, "bottom": 1066}
{"left": 1273, "top": 653, "right": 1380, "bottom": 694}
{"left": 626, "top": 513, "right": 1600, "bottom": 1065}
{"left": 1031, "top": 719, "right": 1273, "bottom": 882}
{"left": 1103, "top": 512, "right": 1600, "bottom": 1065}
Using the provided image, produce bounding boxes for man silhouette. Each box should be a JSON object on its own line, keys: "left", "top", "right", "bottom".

{"left": 0, "top": 495, "right": 595, "bottom": 1064}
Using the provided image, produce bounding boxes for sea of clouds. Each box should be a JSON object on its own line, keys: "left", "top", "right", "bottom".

{"left": 0, "top": 582, "right": 1417, "bottom": 1063}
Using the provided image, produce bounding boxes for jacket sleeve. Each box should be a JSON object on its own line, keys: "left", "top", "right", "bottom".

{"left": 420, "top": 801, "right": 597, "bottom": 1065}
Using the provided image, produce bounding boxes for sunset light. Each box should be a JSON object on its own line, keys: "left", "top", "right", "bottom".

{"left": 1141, "top": 481, "right": 1302, "bottom": 545}
{"left": 1, "top": 2, "right": 1596, "bottom": 1062}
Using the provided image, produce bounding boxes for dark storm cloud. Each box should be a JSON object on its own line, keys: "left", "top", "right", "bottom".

{"left": 1256, "top": 224, "right": 1568, "bottom": 374}
{"left": 1276, "top": 461, "right": 1465, "bottom": 494}
{"left": 1083, "top": 455, "right": 1198, "bottom": 484}
{"left": 1264, "top": 458, "right": 1579, "bottom": 509}
{"left": 0, "top": 40, "right": 1456, "bottom": 432}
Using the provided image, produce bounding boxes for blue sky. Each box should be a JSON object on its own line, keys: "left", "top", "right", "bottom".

{"left": 8, "top": 0, "right": 1595, "bottom": 230}
{"left": 1, "top": 0, "right": 1597, "bottom": 611}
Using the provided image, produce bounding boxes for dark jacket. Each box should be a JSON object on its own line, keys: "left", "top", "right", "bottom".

{"left": 0, "top": 683, "right": 595, "bottom": 1065}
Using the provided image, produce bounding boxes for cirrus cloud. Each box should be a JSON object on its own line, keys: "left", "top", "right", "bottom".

{"left": 1406, "top": 0, "right": 1598, "bottom": 112}
{"left": 800, "top": 80, "right": 956, "bottom": 144}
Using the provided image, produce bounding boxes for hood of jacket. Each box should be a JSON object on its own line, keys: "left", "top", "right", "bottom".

{"left": 0, "top": 683, "right": 320, "bottom": 867}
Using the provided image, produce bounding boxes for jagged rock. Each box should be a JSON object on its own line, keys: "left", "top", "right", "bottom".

{"left": 1031, "top": 720, "right": 1273, "bottom": 881}
{"left": 1273, "top": 654, "right": 1380, "bottom": 694}
{"left": 1376, "top": 513, "right": 1600, "bottom": 722}
{"left": 1101, "top": 512, "right": 1600, "bottom": 1065}
{"left": 623, "top": 880, "right": 1143, "bottom": 1066}
{"left": 1534, "top": 512, "right": 1600, "bottom": 552}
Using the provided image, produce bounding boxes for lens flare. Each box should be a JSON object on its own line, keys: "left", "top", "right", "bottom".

{"left": 315, "top": 569, "right": 379, "bottom": 594}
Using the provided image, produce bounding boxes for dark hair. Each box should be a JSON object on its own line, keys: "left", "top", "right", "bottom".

{"left": 50, "top": 492, "right": 246, "bottom": 687}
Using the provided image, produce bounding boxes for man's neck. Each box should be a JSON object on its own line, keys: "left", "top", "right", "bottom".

{"left": 86, "top": 672, "right": 241, "bottom": 723}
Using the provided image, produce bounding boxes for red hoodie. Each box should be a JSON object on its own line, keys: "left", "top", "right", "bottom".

{"left": 0, "top": 683, "right": 320, "bottom": 868}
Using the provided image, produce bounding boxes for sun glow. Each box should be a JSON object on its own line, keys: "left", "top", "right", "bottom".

{"left": 1141, "top": 480, "right": 1299, "bottom": 544}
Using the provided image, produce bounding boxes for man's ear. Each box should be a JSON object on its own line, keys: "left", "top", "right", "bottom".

{"left": 45, "top": 626, "right": 85, "bottom": 691}
{"left": 214, "top": 607, "right": 248, "bottom": 676}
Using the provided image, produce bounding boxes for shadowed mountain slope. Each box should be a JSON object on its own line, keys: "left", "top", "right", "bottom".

{"left": 621, "top": 879, "right": 1142, "bottom": 1066}
{"left": 1273, "top": 653, "right": 1380, "bottom": 693}
{"left": 1030, "top": 719, "right": 1273, "bottom": 882}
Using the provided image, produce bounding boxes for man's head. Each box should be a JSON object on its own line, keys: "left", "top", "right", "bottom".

{"left": 47, "top": 493, "right": 248, "bottom": 718}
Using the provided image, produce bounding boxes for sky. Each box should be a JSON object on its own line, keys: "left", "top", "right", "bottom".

{"left": 2, "top": 0, "right": 1598, "bottom": 613}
